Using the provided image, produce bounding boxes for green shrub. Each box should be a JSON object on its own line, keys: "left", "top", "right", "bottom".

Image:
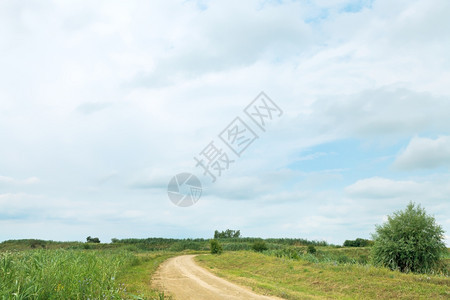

{"left": 372, "top": 202, "right": 446, "bottom": 273}
{"left": 210, "top": 239, "right": 223, "bottom": 254}
{"left": 252, "top": 240, "right": 268, "bottom": 252}
{"left": 307, "top": 245, "right": 317, "bottom": 254}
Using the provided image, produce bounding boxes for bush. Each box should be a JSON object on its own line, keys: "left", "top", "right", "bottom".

{"left": 252, "top": 240, "right": 268, "bottom": 252}
{"left": 307, "top": 245, "right": 317, "bottom": 254}
{"left": 372, "top": 202, "right": 446, "bottom": 273}
{"left": 210, "top": 239, "right": 223, "bottom": 254}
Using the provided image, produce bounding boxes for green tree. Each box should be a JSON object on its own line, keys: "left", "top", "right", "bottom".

{"left": 86, "top": 236, "right": 100, "bottom": 243}
{"left": 343, "top": 238, "right": 372, "bottom": 247}
{"left": 210, "top": 239, "right": 223, "bottom": 254}
{"left": 214, "top": 229, "right": 241, "bottom": 239}
{"left": 371, "top": 202, "right": 446, "bottom": 273}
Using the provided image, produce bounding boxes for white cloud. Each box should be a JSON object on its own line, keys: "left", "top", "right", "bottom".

{"left": 394, "top": 136, "right": 450, "bottom": 170}
{"left": 0, "top": 0, "right": 450, "bottom": 245}
{"left": 0, "top": 176, "right": 39, "bottom": 187}
{"left": 344, "top": 176, "right": 450, "bottom": 228}
{"left": 345, "top": 177, "right": 423, "bottom": 199}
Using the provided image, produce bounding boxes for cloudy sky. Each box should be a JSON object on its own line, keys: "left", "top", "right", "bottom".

{"left": 1, "top": 0, "right": 449, "bottom": 245}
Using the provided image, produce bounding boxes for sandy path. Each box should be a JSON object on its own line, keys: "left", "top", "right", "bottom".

{"left": 152, "top": 255, "right": 281, "bottom": 300}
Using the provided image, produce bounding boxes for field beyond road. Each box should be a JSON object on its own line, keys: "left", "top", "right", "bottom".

{"left": 196, "top": 251, "right": 450, "bottom": 300}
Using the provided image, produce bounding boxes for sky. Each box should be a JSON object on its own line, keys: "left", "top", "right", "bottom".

{"left": 1, "top": 0, "right": 449, "bottom": 245}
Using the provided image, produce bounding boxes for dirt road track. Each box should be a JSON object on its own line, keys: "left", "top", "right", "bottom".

{"left": 152, "top": 255, "right": 282, "bottom": 300}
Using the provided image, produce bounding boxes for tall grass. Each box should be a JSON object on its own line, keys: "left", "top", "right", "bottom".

{"left": 267, "top": 246, "right": 372, "bottom": 266}
{"left": 266, "top": 246, "right": 449, "bottom": 274}
{"left": 0, "top": 249, "right": 135, "bottom": 299}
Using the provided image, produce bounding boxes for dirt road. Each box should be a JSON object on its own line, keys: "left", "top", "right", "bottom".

{"left": 152, "top": 255, "right": 281, "bottom": 300}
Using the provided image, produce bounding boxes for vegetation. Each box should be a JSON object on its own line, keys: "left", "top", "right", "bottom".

{"left": 214, "top": 229, "right": 241, "bottom": 239}
{"left": 110, "top": 238, "right": 210, "bottom": 251}
{"left": 0, "top": 247, "right": 189, "bottom": 299}
{"left": 372, "top": 202, "right": 447, "bottom": 273}
{"left": 196, "top": 251, "right": 450, "bottom": 299}
{"left": 252, "top": 240, "right": 268, "bottom": 252}
{"left": 210, "top": 239, "right": 223, "bottom": 254}
{"left": 108, "top": 237, "right": 331, "bottom": 252}
{"left": 0, "top": 249, "right": 131, "bottom": 299}
{"left": 343, "top": 238, "right": 372, "bottom": 247}
{"left": 0, "top": 237, "right": 331, "bottom": 253}
{"left": 307, "top": 245, "right": 316, "bottom": 254}
{"left": 1, "top": 211, "right": 447, "bottom": 299}
{"left": 269, "top": 245, "right": 372, "bottom": 265}
{"left": 86, "top": 236, "right": 101, "bottom": 243}
{"left": 117, "top": 252, "right": 180, "bottom": 299}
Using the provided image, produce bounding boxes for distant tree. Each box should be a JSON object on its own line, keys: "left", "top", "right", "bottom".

{"left": 343, "top": 240, "right": 352, "bottom": 247}
{"left": 343, "top": 238, "right": 372, "bottom": 247}
{"left": 111, "top": 238, "right": 119, "bottom": 243}
{"left": 372, "top": 202, "right": 446, "bottom": 273}
{"left": 214, "top": 229, "right": 241, "bottom": 239}
{"left": 252, "top": 240, "right": 268, "bottom": 252}
{"left": 210, "top": 239, "right": 223, "bottom": 254}
{"left": 86, "top": 236, "right": 100, "bottom": 243}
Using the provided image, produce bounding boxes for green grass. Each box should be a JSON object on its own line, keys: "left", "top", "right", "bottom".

{"left": 267, "top": 245, "right": 371, "bottom": 264}
{"left": 0, "top": 247, "right": 206, "bottom": 300}
{"left": 196, "top": 251, "right": 450, "bottom": 299}
{"left": 0, "top": 249, "right": 134, "bottom": 299}
{"left": 1, "top": 239, "right": 447, "bottom": 299}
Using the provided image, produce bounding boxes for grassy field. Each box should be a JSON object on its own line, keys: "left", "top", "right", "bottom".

{"left": 0, "top": 237, "right": 332, "bottom": 253}
{"left": 1, "top": 238, "right": 448, "bottom": 299}
{"left": 196, "top": 251, "right": 450, "bottom": 299}
{"left": 0, "top": 247, "right": 185, "bottom": 299}
{"left": 0, "top": 249, "right": 133, "bottom": 299}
